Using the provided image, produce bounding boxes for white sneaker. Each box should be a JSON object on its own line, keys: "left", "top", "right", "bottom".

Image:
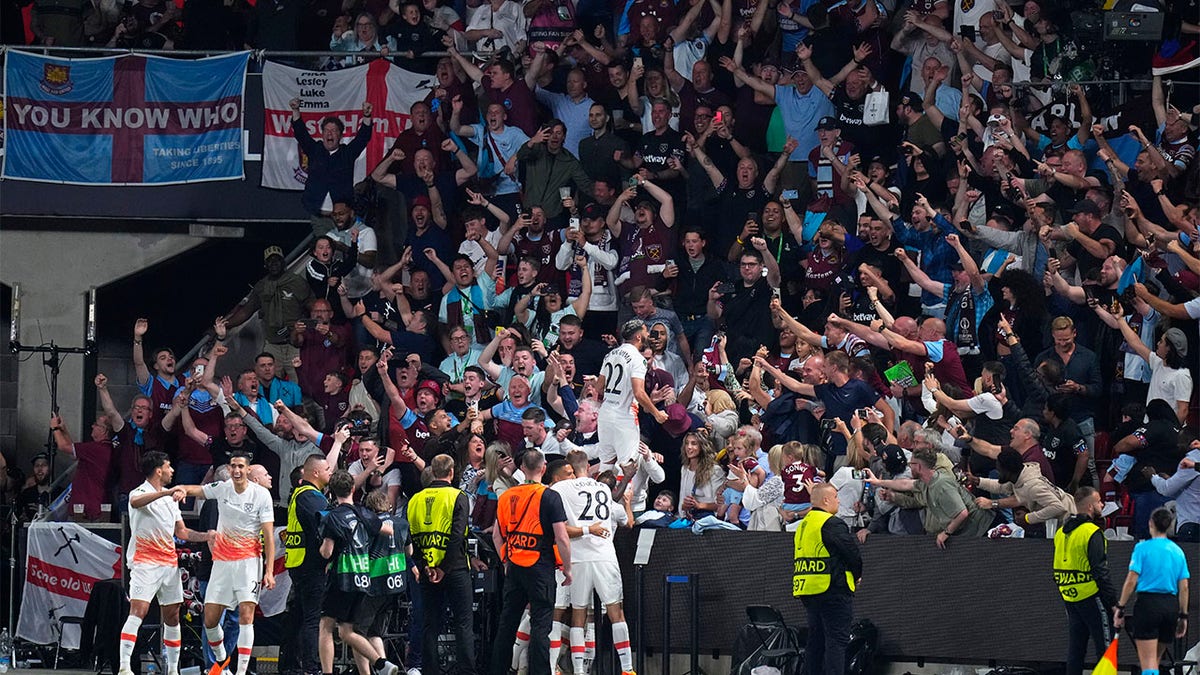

{"left": 376, "top": 662, "right": 399, "bottom": 675}
{"left": 118, "top": 669, "right": 135, "bottom": 675}
{"left": 406, "top": 668, "right": 422, "bottom": 675}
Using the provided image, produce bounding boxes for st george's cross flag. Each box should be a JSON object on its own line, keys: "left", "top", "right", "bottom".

{"left": 3, "top": 50, "right": 249, "bottom": 185}
{"left": 260, "top": 59, "right": 435, "bottom": 191}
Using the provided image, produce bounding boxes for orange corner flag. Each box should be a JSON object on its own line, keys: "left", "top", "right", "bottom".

{"left": 1090, "top": 635, "right": 1119, "bottom": 675}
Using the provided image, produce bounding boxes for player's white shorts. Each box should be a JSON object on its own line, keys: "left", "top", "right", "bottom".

{"left": 554, "top": 569, "right": 570, "bottom": 609}
{"left": 129, "top": 564, "right": 183, "bottom": 605}
{"left": 570, "top": 561, "right": 623, "bottom": 608}
{"left": 206, "top": 558, "right": 262, "bottom": 608}
{"left": 595, "top": 414, "right": 639, "bottom": 466}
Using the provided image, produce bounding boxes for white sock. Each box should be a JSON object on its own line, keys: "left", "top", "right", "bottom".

{"left": 235, "top": 624, "right": 254, "bottom": 675}
{"left": 569, "top": 627, "right": 586, "bottom": 675}
{"left": 205, "top": 624, "right": 226, "bottom": 663}
{"left": 584, "top": 619, "right": 595, "bottom": 663}
{"left": 119, "top": 615, "right": 143, "bottom": 671}
{"left": 512, "top": 611, "right": 531, "bottom": 670}
{"left": 612, "top": 621, "right": 633, "bottom": 672}
{"left": 548, "top": 621, "right": 565, "bottom": 674}
{"left": 164, "top": 624, "right": 182, "bottom": 675}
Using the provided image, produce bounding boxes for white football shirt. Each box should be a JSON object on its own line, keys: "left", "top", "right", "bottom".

{"left": 599, "top": 343, "right": 647, "bottom": 418}
{"left": 553, "top": 477, "right": 626, "bottom": 563}
{"left": 201, "top": 480, "right": 274, "bottom": 562}
{"left": 128, "top": 481, "right": 182, "bottom": 567}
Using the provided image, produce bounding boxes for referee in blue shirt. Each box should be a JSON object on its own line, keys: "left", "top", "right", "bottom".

{"left": 1112, "top": 507, "right": 1190, "bottom": 675}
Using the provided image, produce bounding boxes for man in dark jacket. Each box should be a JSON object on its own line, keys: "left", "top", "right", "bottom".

{"left": 407, "top": 454, "right": 476, "bottom": 675}
{"left": 1053, "top": 487, "right": 1115, "bottom": 675}
{"left": 280, "top": 454, "right": 332, "bottom": 675}
{"left": 792, "top": 482, "right": 863, "bottom": 675}
{"left": 289, "top": 97, "right": 374, "bottom": 229}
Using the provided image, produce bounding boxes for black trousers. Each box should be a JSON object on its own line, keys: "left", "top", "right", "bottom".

{"left": 491, "top": 564, "right": 555, "bottom": 675}
{"left": 800, "top": 593, "right": 853, "bottom": 675}
{"left": 421, "top": 568, "right": 477, "bottom": 675}
{"left": 1064, "top": 595, "right": 1112, "bottom": 675}
{"left": 279, "top": 567, "right": 326, "bottom": 675}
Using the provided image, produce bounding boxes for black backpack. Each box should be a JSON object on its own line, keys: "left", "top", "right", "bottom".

{"left": 845, "top": 619, "right": 880, "bottom": 675}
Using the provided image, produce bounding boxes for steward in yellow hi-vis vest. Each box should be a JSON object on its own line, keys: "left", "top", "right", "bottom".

{"left": 285, "top": 483, "right": 325, "bottom": 569}
{"left": 791, "top": 483, "right": 862, "bottom": 675}
{"left": 407, "top": 484, "right": 468, "bottom": 569}
{"left": 408, "top": 454, "right": 478, "bottom": 675}
{"left": 1053, "top": 488, "right": 1115, "bottom": 675}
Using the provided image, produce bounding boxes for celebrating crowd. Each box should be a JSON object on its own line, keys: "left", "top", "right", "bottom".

{"left": 5, "top": 0, "right": 1200, "bottom": 671}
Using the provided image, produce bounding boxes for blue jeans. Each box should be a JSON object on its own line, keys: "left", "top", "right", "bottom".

{"left": 1131, "top": 490, "right": 1169, "bottom": 540}
{"left": 678, "top": 315, "right": 714, "bottom": 357}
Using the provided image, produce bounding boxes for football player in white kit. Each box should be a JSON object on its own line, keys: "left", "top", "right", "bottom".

{"left": 594, "top": 320, "right": 668, "bottom": 469}
{"left": 553, "top": 451, "right": 634, "bottom": 675}
{"left": 180, "top": 451, "right": 275, "bottom": 675}
{"left": 119, "top": 451, "right": 213, "bottom": 675}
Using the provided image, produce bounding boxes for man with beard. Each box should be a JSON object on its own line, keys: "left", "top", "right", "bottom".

{"left": 595, "top": 320, "right": 670, "bottom": 470}
{"left": 578, "top": 102, "right": 629, "bottom": 183}
{"left": 289, "top": 98, "right": 373, "bottom": 229}
{"left": 1053, "top": 486, "right": 1116, "bottom": 675}
{"left": 515, "top": 120, "right": 594, "bottom": 225}
{"left": 405, "top": 195, "right": 453, "bottom": 288}
{"left": 222, "top": 246, "right": 314, "bottom": 379}
{"left": 707, "top": 244, "right": 780, "bottom": 363}
{"left": 322, "top": 202, "right": 377, "bottom": 299}
{"left": 647, "top": 320, "right": 688, "bottom": 392}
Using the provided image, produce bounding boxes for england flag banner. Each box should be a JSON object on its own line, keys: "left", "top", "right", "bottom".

{"left": 17, "top": 522, "right": 122, "bottom": 648}
{"left": 3, "top": 50, "right": 249, "bottom": 185}
{"left": 261, "top": 59, "right": 435, "bottom": 191}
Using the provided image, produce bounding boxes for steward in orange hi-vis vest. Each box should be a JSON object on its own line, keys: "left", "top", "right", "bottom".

{"left": 497, "top": 482, "right": 562, "bottom": 567}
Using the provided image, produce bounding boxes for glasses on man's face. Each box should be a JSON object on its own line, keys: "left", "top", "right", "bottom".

{"left": 740, "top": 262, "right": 761, "bottom": 268}
{"left": 650, "top": 330, "right": 666, "bottom": 337}
{"left": 451, "top": 334, "right": 469, "bottom": 341}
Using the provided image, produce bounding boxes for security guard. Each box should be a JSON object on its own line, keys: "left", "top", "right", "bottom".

{"left": 407, "top": 454, "right": 475, "bottom": 675}
{"left": 793, "top": 482, "right": 862, "bottom": 675}
{"left": 280, "top": 454, "right": 331, "bottom": 675}
{"left": 491, "top": 450, "right": 573, "bottom": 675}
{"left": 1053, "top": 486, "right": 1115, "bottom": 675}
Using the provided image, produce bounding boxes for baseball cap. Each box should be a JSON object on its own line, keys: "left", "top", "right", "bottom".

{"left": 1164, "top": 327, "right": 1188, "bottom": 357}
{"left": 263, "top": 245, "right": 284, "bottom": 262}
{"left": 879, "top": 444, "right": 907, "bottom": 476}
{"left": 410, "top": 194, "right": 432, "bottom": 212}
{"left": 581, "top": 202, "right": 606, "bottom": 220}
{"left": 900, "top": 92, "right": 923, "bottom": 108}
{"left": 416, "top": 379, "right": 443, "bottom": 398}
{"left": 816, "top": 116, "right": 840, "bottom": 131}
